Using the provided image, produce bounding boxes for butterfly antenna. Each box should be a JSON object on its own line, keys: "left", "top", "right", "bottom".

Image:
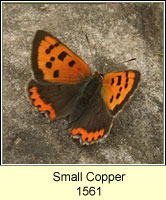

{"left": 85, "top": 34, "right": 97, "bottom": 70}
{"left": 116, "top": 58, "right": 136, "bottom": 65}
{"left": 85, "top": 34, "right": 92, "bottom": 54}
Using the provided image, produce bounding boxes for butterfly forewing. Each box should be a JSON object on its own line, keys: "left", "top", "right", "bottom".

{"left": 32, "top": 30, "right": 91, "bottom": 84}
{"left": 101, "top": 70, "right": 140, "bottom": 115}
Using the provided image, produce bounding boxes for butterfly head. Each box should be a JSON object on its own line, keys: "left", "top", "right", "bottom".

{"left": 94, "top": 72, "right": 104, "bottom": 80}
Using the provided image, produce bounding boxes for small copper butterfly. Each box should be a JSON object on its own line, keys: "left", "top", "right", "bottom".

{"left": 28, "top": 30, "right": 140, "bottom": 145}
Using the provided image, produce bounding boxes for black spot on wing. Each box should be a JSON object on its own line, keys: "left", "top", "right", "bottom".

{"left": 45, "top": 49, "right": 50, "bottom": 54}
{"left": 125, "top": 72, "right": 129, "bottom": 88}
{"left": 125, "top": 83, "right": 128, "bottom": 88}
{"left": 53, "top": 70, "right": 59, "bottom": 78}
{"left": 116, "top": 93, "right": 120, "bottom": 99}
{"left": 119, "top": 87, "right": 122, "bottom": 92}
{"left": 111, "top": 78, "right": 114, "bottom": 85}
{"left": 58, "top": 51, "right": 67, "bottom": 61}
{"left": 50, "top": 57, "right": 55, "bottom": 61}
{"left": 54, "top": 43, "right": 59, "bottom": 47}
{"left": 46, "top": 62, "right": 52, "bottom": 68}
{"left": 68, "top": 60, "right": 75, "bottom": 67}
{"left": 117, "top": 76, "right": 121, "bottom": 85}
{"left": 45, "top": 43, "right": 59, "bottom": 54}
{"left": 110, "top": 96, "right": 114, "bottom": 103}
{"left": 49, "top": 45, "right": 54, "bottom": 50}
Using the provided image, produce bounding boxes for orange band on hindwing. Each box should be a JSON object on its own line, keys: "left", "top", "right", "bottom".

{"left": 29, "top": 86, "right": 56, "bottom": 119}
{"left": 72, "top": 128, "right": 105, "bottom": 143}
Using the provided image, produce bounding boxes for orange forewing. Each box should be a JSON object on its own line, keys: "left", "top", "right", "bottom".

{"left": 32, "top": 30, "right": 91, "bottom": 84}
{"left": 101, "top": 70, "right": 140, "bottom": 115}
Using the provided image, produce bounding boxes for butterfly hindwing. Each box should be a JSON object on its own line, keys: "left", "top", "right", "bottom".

{"left": 101, "top": 70, "right": 140, "bottom": 115}
{"left": 71, "top": 94, "right": 112, "bottom": 144}
{"left": 28, "top": 80, "right": 80, "bottom": 119}
{"left": 32, "top": 30, "right": 91, "bottom": 84}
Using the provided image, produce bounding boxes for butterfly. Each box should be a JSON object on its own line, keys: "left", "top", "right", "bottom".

{"left": 28, "top": 30, "right": 140, "bottom": 145}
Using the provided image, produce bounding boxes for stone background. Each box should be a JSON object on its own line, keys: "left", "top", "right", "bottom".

{"left": 3, "top": 3, "right": 163, "bottom": 164}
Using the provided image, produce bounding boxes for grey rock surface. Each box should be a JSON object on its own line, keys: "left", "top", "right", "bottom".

{"left": 3, "top": 3, "right": 163, "bottom": 164}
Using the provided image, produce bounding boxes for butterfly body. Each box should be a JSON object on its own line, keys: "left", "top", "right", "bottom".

{"left": 28, "top": 30, "right": 140, "bottom": 144}
{"left": 69, "top": 72, "right": 103, "bottom": 123}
